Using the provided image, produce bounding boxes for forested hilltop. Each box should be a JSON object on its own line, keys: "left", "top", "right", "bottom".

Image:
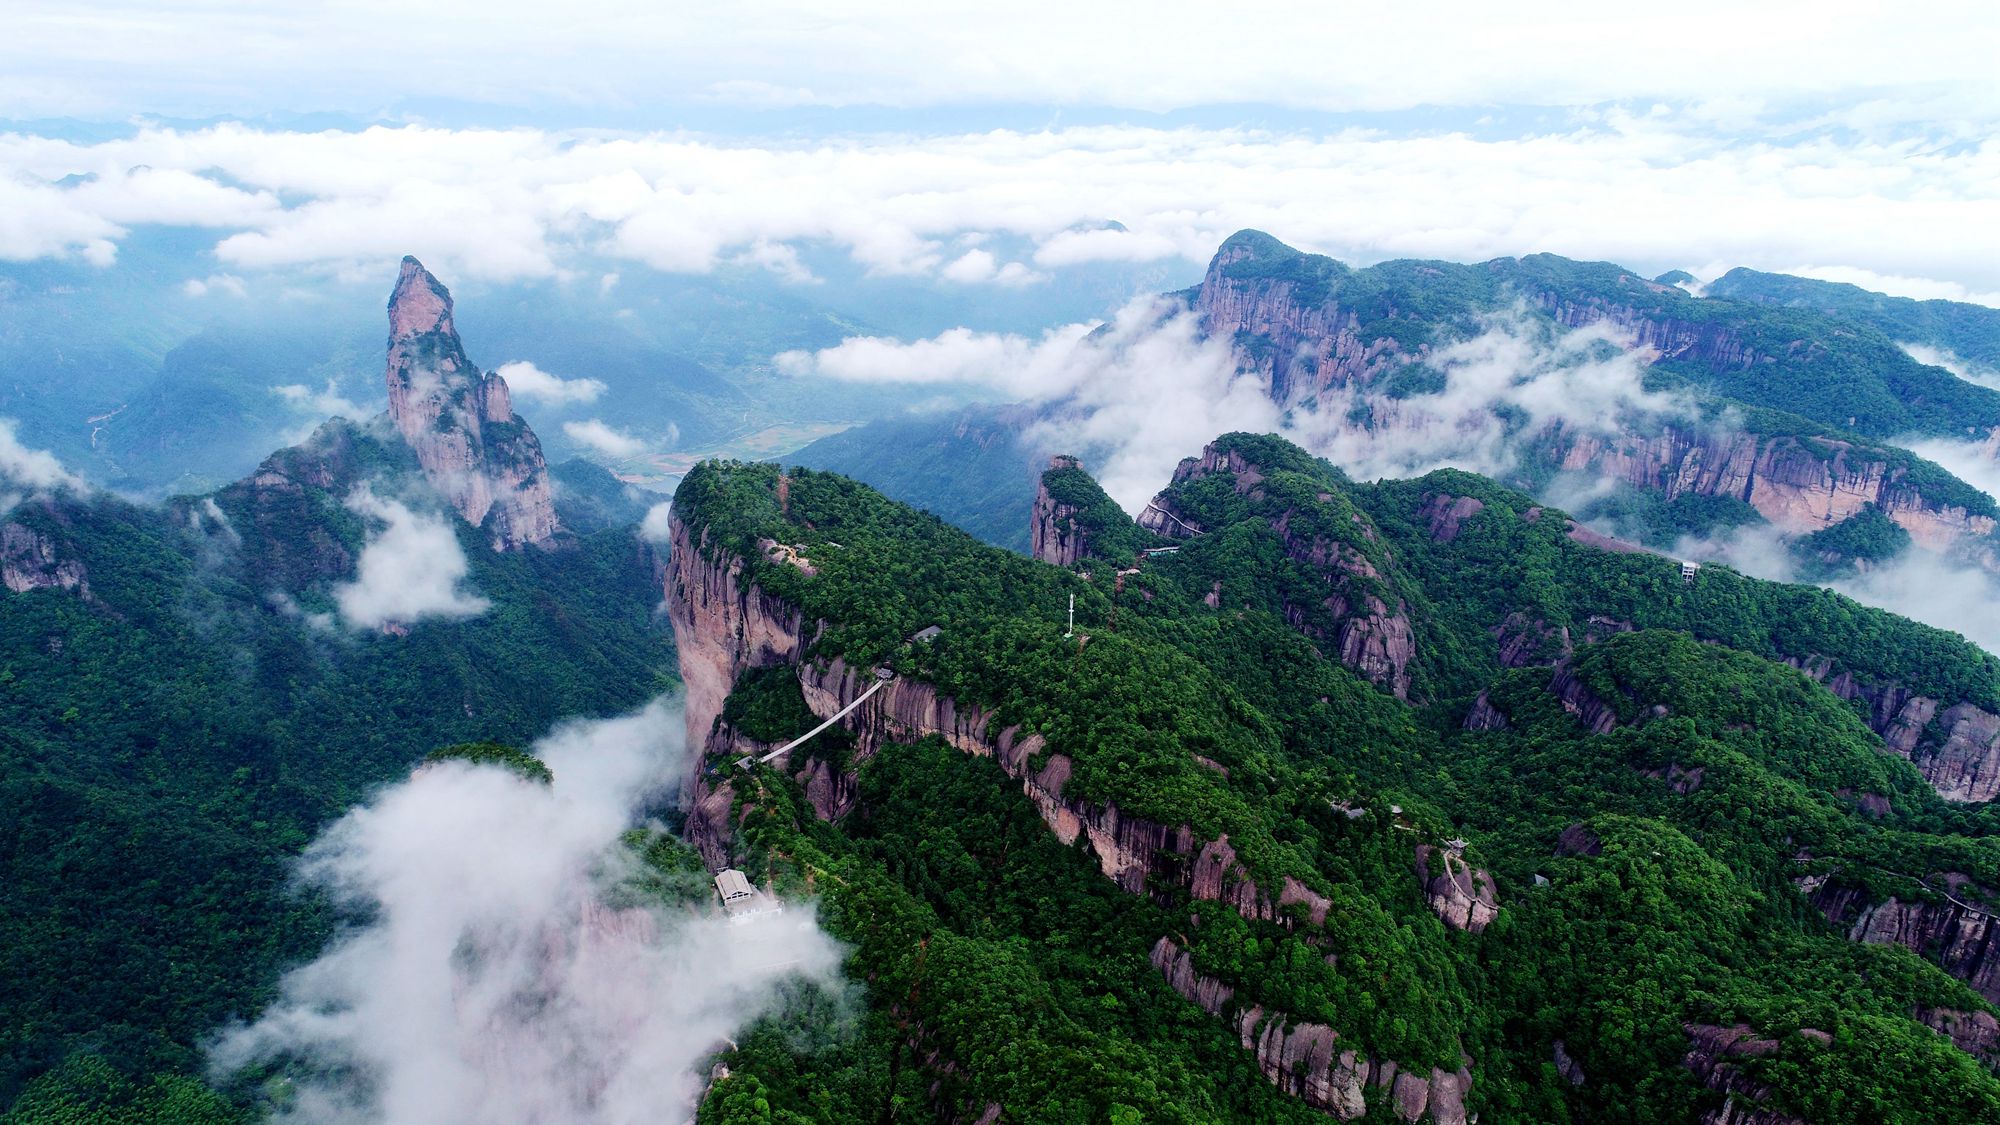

{"left": 667, "top": 434, "right": 2000, "bottom": 1124}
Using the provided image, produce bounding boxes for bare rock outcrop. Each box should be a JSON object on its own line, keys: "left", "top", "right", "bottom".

{"left": 1917, "top": 1006, "right": 2000, "bottom": 1067}
{"left": 0, "top": 517, "right": 88, "bottom": 597}
{"left": 1192, "top": 234, "right": 1412, "bottom": 405}
{"left": 1462, "top": 691, "right": 1509, "bottom": 732}
{"left": 1550, "top": 423, "right": 1995, "bottom": 551}
{"left": 1808, "top": 876, "right": 2000, "bottom": 1002}
{"left": 1414, "top": 845, "right": 1499, "bottom": 933}
{"left": 384, "top": 257, "right": 560, "bottom": 551}
{"left": 1783, "top": 657, "right": 2000, "bottom": 804}
{"left": 1682, "top": 1023, "right": 1817, "bottom": 1125}
{"left": 1417, "top": 493, "right": 1484, "bottom": 543}
{"left": 1549, "top": 663, "right": 1622, "bottom": 735}
{"left": 1030, "top": 455, "right": 1090, "bottom": 567}
{"left": 1150, "top": 937, "right": 1472, "bottom": 1123}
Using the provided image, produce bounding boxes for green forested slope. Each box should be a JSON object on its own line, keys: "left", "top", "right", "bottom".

{"left": 0, "top": 477, "right": 673, "bottom": 1115}
{"left": 676, "top": 440, "right": 2000, "bottom": 1124}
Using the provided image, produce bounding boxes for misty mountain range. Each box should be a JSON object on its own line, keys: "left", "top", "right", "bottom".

{"left": 8, "top": 227, "right": 2000, "bottom": 1123}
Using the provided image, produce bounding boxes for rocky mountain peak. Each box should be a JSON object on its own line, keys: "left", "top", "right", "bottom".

{"left": 388, "top": 256, "right": 455, "bottom": 340}
{"left": 382, "top": 258, "right": 560, "bottom": 551}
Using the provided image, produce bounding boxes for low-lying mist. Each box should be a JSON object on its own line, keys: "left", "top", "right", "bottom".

{"left": 210, "top": 698, "right": 843, "bottom": 1124}
{"left": 787, "top": 303, "right": 2000, "bottom": 658}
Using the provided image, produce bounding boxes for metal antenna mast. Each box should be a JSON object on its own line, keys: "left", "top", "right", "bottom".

{"left": 1063, "top": 593, "right": 1075, "bottom": 640}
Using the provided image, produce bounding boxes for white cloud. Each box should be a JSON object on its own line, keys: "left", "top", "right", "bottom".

{"left": 2, "top": 118, "right": 1999, "bottom": 301}
{"left": 5, "top": 2, "right": 1998, "bottom": 123}
{"left": 494, "top": 361, "right": 607, "bottom": 406}
{"left": 779, "top": 322, "right": 1092, "bottom": 390}
{"left": 940, "top": 248, "right": 1041, "bottom": 287}
{"left": 1900, "top": 344, "right": 2000, "bottom": 391}
{"left": 274, "top": 380, "right": 372, "bottom": 420}
{"left": 333, "top": 488, "right": 490, "bottom": 630}
{"left": 1675, "top": 522, "right": 2000, "bottom": 659}
{"left": 782, "top": 299, "right": 1270, "bottom": 507}
{"left": 1783, "top": 266, "right": 2000, "bottom": 309}
{"left": 1904, "top": 437, "right": 2000, "bottom": 504}
{"left": 731, "top": 240, "right": 817, "bottom": 284}
{"left": 639, "top": 501, "right": 674, "bottom": 544}
{"left": 564, "top": 419, "right": 649, "bottom": 459}
{"left": 0, "top": 417, "right": 87, "bottom": 494}
{"left": 1288, "top": 316, "right": 1695, "bottom": 482}
{"left": 781, "top": 305, "right": 1689, "bottom": 509}
{"left": 181, "top": 273, "right": 247, "bottom": 298}
{"left": 209, "top": 697, "right": 843, "bottom": 1124}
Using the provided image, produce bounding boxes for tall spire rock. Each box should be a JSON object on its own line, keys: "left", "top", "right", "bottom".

{"left": 384, "top": 257, "right": 560, "bottom": 550}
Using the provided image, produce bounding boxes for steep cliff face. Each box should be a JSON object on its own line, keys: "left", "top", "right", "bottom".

{"left": 1192, "top": 235, "right": 1412, "bottom": 405}
{"left": 1030, "top": 455, "right": 1090, "bottom": 567}
{"left": 1189, "top": 234, "right": 1997, "bottom": 557}
{"left": 1149, "top": 938, "right": 1472, "bottom": 1123}
{"left": 384, "top": 257, "right": 560, "bottom": 551}
{"left": 1548, "top": 424, "right": 1995, "bottom": 548}
{"left": 0, "top": 513, "right": 89, "bottom": 598}
{"left": 1917, "top": 1006, "right": 2000, "bottom": 1067}
{"left": 1784, "top": 658, "right": 2000, "bottom": 804}
{"left": 1682, "top": 1023, "right": 1817, "bottom": 1125}
{"left": 1142, "top": 441, "right": 1419, "bottom": 699}
{"left": 662, "top": 513, "right": 807, "bottom": 759}
{"left": 1808, "top": 877, "right": 2000, "bottom": 1003}
{"left": 661, "top": 506, "right": 1486, "bottom": 1118}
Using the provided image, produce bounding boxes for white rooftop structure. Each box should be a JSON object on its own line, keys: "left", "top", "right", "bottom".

{"left": 714, "top": 868, "right": 779, "bottom": 921}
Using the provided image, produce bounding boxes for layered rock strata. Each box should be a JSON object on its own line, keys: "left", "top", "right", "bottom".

{"left": 1682, "top": 1023, "right": 1817, "bottom": 1125}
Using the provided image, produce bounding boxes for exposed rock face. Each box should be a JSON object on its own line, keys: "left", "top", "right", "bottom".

{"left": 663, "top": 514, "right": 808, "bottom": 761}
{"left": 1906, "top": 704, "right": 2000, "bottom": 804}
{"left": 1143, "top": 441, "right": 1419, "bottom": 699}
{"left": 1462, "top": 692, "right": 1509, "bottom": 732}
{"left": 384, "top": 257, "right": 560, "bottom": 551}
{"left": 1548, "top": 423, "right": 1995, "bottom": 549}
{"left": 1190, "top": 235, "right": 1996, "bottom": 558}
{"left": 1682, "top": 1023, "right": 1817, "bottom": 1125}
{"left": 1808, "top": 876, "right": 2000, "bottom": 1002}
{"left": 1549, "top": 663, "right": 1622, "bottom": 735}
{"left": 1030, "top": 455, "right": 1089, "bottom": 567}
{"left": 1417, "top": 493, "right": 1484, "bottom": 543}
{"left": 1917, "top": 1006, "right": 2000, "bottom": 1067}
{"left": 1193, "top": 237, "right": 1411, "bottom": 406}
{"left": 1414, "top": 845, "right": 1499, "bottom": 933}
{"left": 1783, "top": 658, "right": 2000, "bottom": 804}
{"left": 1552, "top": 1040, "right": 1586, "bottom": 1087}
{"left": 1150, "top": 938, "right": 1472, "bottom": 1123}
{"left": 0, "top": 516, "right": 88, "bottom": 597}
{"left": 1555, "top": 824, "right": 1604, "bottom": 857}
